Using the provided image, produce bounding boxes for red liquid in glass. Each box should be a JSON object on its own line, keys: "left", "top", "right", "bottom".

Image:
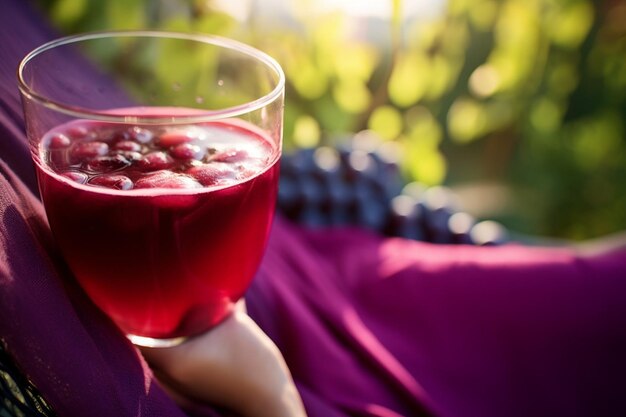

{"left": 35, "top": 113, "right": 279, "bottom": 340}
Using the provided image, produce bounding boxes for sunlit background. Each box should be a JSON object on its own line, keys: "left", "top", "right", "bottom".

{"left": 37, "top": 0, "right": 626, "bottom": 241}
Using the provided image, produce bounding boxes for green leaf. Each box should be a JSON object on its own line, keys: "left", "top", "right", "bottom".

{"left": 332, "top": 79, "right": 371, "bottom": 114}
{"left": 333, "top": 44, "right": 379, "bottom": 82}
{"left": 468, "top": 0, "right": 498, "bottom": 31}
{"left": 425, "top": 55, "right": 454, "bottom": 100}
{"left": 312, "top": 96, "right": 352, "bottom": 133}
{"left": 401, "top": 136, "right": 447, "bottom": 185}
{"left": 447, "top": 97, "right": 488, "bottom": 143}
{"left": 160, "top": 15, "right": 192, "bottom": 32}
{"left": 51, "top": 0, "right": 88, "bottom": 27}
{"left": 388, "top": 52, "right": 429, "bottom": 108}
{"left": 193, "top": 12, "right": 236, "bottom": 36}
{"left": 293, "top": 115, "right": 321, "bottom": 148}
{"left": 547, "top": 1, "right": 594, "bottom": 49}
{"left": 529, "top": 98, "right": 562, "bottom": 133}
{"left": 547, "top": 61, "right": 579, "bottom": 96}
{"left": 368, "top": 105, "right": 404, "bottom": 140}
{"left": 107, "top": 0, "right": 146, "bottom": 30}
{"left": 291, "top": 63, "right": 329, "bottom": 100}
{"left": 571, "top": 111, "right": 623, "bottom": 170}
{"left": 406, "top": 106, "right": 442, "bottom": 146}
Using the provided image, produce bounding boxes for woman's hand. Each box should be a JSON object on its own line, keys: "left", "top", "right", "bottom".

{"left": 140, "top": 308, "right": 307, "bottom": 417}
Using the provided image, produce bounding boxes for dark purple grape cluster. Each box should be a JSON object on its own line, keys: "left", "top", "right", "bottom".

{"left": 278, "top": 132, "right": 508, "bottom": 246}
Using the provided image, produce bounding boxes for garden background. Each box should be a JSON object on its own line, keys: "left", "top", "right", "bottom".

{"left": 36, "top": 0, "right": 626, "bottom": 241}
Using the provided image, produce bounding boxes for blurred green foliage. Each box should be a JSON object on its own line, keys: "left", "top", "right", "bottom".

{"left": 37, "top": 0, "right": 626, "bottom": 240}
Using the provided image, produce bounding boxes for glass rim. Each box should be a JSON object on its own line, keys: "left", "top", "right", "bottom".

{"left": 17, "top": 30, "right": 286, "bottom": 124}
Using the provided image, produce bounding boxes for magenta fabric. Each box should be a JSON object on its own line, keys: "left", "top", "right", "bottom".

{"left": 251, "top": 220, "right": 626, "bottom": 417}
{"left": 2, "top": 2, "right": 626, "bottom": 417}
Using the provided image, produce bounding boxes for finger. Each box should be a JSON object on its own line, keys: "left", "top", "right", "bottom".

{"left": 139, "top": 311, "right": 307, "bottom": 417}
{"left": 235, "top": 299, "right": 247, "bottom": 314}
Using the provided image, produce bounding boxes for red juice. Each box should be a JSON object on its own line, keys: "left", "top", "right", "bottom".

{"left": 35, "top": 113, "right": 279, "bottom": 340}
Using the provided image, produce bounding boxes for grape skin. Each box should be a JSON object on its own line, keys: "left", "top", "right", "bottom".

{"left": 278, "top": 139, "right": 508, "bottom": 246}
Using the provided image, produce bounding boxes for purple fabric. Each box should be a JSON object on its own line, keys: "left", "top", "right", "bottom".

{"left": 2, "top": 1, "right": 626, "bottom": 417}
{"left": 250, "top": 221, "right": 626, "bottom": 417}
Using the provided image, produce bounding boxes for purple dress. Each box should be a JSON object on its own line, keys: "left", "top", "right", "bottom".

{"left": 1, "top": 2, "right": 625, "bottom": 416}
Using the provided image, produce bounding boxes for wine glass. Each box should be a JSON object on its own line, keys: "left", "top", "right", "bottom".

{"left": 18, "top": 31, "right": 285, "bottom": 347}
